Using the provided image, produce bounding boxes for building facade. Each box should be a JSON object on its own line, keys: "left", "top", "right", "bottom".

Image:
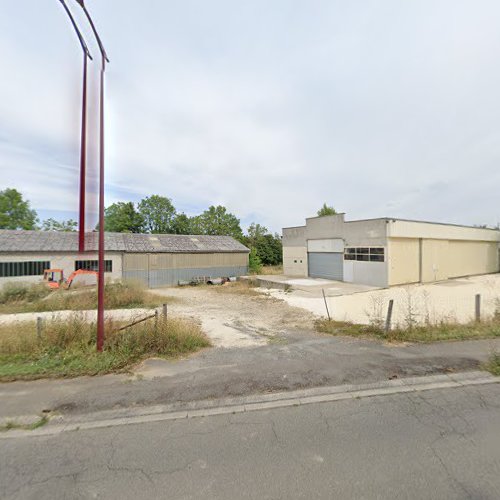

{"left": 0, "top": 231, "right": 249, "bottom": 288}
{"left": 283, "top": 214, "right": 500, "bottom": 287}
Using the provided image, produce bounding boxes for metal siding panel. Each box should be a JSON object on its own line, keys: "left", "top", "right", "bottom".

{"left": 308, "top": 252, "right": 343, "bottom": 280}
{"left": 148, "top": 266, "right": 248, "bottom": 288}
{"left": 123, "top": 253, "right": 149, "bottom": 271}
{"left": 122, "top": 270, "right": 149, "bottom": 286}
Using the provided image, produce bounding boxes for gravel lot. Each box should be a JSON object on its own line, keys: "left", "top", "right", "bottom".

{"left": 152, "top": 285, "right": 317, "bottom": 347}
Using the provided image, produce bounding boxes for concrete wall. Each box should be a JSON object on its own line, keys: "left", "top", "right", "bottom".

{"left": 0, "top": 252, "right": 122, "bottom": 288}
{"left": 282, "top": 247, "right": 307, "bottom": 276}
{"left": 447, "top": 240, "right": 499, "bottom": 278}
{"left": 388, "top": 237, "right": 499, "bottom": 285}
{"left": 282, "top": 226, "right": 307, "bottom": 276}
{"left": 343, "top": 260, "right": 388, "bottom": 287}
{"left": 388, "top": 238, "right": 420, "bottom": 285}
{"left": 387, "top": 219, "right": 500, "bottom": 242}
{"left": 283, "top": 215, "right": 388, "bottom": 285}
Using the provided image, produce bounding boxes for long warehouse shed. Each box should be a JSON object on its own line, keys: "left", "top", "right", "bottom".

{"left": 0, "top": 230, "right": 249, "bottom": 288}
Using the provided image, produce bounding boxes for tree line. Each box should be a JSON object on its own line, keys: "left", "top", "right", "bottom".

{"left": 0, "top": 188, "right": 283, "bottom": 268}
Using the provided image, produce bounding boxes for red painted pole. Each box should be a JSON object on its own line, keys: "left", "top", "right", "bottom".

{"left": 78, "top": 53, "right": 88, "bottom": 253}
{"left": 96, "top": 54, "right": 106, "bottom": 352}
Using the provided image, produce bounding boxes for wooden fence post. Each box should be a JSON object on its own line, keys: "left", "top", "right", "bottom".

{"left": 475, "top": 294, "right": 481, "bottom": 323}
{"left": 36, "top": 317, "right": 43, "bottom": 340}
{"left": 162, "top": 303, "right": 168, "bottom": 319}
{"left": 322, "top": 289, "right": 331, "bottom": 321}
{"left": 385, "top": 300, "right": 394, "bottom": 332}
{"left": 154, "top": 309, "right": 159, "bottom": 332}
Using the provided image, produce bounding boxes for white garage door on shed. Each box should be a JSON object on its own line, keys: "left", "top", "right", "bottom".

{"left": 307, "top": 239, "right": 344, "bottom": 280}
{"left": 308, "top": 252, "right": 343, "bottom": 280}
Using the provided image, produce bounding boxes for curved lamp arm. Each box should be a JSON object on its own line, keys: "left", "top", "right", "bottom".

{"left": 58, "top": 0, "right": 93, "bottom": 60}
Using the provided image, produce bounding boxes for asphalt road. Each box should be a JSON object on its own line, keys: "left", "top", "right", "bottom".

{"left": 2, "top": 383, "right": 500, "bottom": 499}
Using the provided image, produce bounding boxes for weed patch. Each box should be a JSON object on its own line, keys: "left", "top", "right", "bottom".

{"left": 0, "top": 416, "right": 49, "bottom": 433}
{"left": 486, "top": 353, "right": 500, "bottom": 376}
{"left": 0, "top": 314, "right": 210, "bottom": 381}
{"left": 0, "top": 281, "right": 168, "bottom": 314}
{"left": 315, "top": 318, "right": 500, "bottom": 343}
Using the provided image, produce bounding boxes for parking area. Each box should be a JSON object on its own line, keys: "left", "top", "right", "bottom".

{"left": 251, "top": 274, "right": 379, "bottom": 296}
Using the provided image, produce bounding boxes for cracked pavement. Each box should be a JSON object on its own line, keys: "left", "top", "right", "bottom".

{"left": 1, "top": 334, "right": 499, "bottom": 421}
{"left": 2, "top": 383, "right": 500, "bottom": 499}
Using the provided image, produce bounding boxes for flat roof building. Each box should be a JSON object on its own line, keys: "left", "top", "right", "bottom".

{"left": 0, "top": 231, "right": 249, "bottom": 288}
{"left": 282, "top": 214, "right": 500, "bottom": 287}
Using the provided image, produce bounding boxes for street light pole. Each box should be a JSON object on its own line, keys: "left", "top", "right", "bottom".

{"left": 73, "top": 0, "right": 109, "bottom": 351}
{"left": 58, "top": 0, "right": 92, "bottom": 253}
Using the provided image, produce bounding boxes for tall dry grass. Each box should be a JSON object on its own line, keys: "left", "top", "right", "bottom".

{"left": 0, "top": 313, "right": 210, "bottom": 380}
{"left": 0, "top": 281, "right": 166, "bottom": 314}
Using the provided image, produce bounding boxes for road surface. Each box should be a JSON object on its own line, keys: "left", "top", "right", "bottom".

{"left": 2, "top": 383, "right": 500, "bottom": 499}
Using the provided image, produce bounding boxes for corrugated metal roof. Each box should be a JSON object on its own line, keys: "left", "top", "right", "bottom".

{"left": 0, "top": 231, "right": 249, "bottom": 254}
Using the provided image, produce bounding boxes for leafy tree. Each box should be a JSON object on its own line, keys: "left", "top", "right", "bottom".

{"left": 248, "top": 247, "right": 262, "bottom": 274}
{"left": 246, "top": 222, "right": 269, "bottom": 247}
{"left": 42, "top": 218, "right": 77, "bottom": 232}
{"left": 171, "top": 213, "right": 193, "bottom": 235}
{"left": 191, "top": 205, "right": 243, "bottom": 239}
{"left": 255, "top": 233, "right": 282, "bottom": 266}
{"left": 242, "top": 222, "right": 282, "bottom": 266}
{"left": 0, "top": 188, "right": 38, "bottom": 229}
{"left": 317, "top": 203, "right": 337, "bottom": 217}
{"left": 138, "top": 195, "right": 176, "bottom": 233}
{"left": 104, "top": 202, "right": 144, "bottom": 233}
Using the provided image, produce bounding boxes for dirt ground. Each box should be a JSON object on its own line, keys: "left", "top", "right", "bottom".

{"left": 153, "top": 284, "right": 318, "bottom": 348}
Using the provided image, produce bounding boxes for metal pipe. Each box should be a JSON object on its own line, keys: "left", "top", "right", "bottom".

{"left": 97, "top": 53, "right": 106, "bottom": 351}
{"left": 78, "top": 52, "right": 88, "bottom": 252}
{"left": 71, "top": 0, "right": 109, "bottom": 351}
{"left": 58, "top": 0, "right": 92, "bottom": 253}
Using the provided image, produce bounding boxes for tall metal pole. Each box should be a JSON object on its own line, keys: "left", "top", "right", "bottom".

{"left": 78, "top": 52, "right": 88, "bottom": 252}
{"left": 73, "top": 0, "right": 109, "bottom": 351}
{"left": 96, "top": 53, "right": 106, "bottom": 351}
{"left": 58, "top": 0, "right": 92, "bottom": 253}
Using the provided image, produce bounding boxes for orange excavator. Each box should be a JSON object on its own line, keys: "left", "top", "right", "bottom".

{"left": 43, "top": 269, "right": 98, "bottom": 290}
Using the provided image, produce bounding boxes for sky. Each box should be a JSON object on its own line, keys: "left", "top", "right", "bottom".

{"left": 1, "top": 0, "right": 499, "bottom": 233}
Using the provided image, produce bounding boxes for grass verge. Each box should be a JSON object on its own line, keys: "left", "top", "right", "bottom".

{"left": 0, "top": 416, "right": 49, "bottom": 433}
{"left": 315, "top": 318, "right": 500, "bottom": 343}
{"left": 0, "top": 314, "right": 210, "bottom": 381}
{"left": 486, "top": 354, "right": 500, "bottom": 376}
{"left": 0, "top": 281, "right": 168, "bottom": 314}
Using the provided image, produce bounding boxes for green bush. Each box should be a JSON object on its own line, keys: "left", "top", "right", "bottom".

{"left": 248, "top": 248, "right": 263, "bottom": 274}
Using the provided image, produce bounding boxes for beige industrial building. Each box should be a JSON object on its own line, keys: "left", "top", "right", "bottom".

{"left": 283, "top": 214, "right": 500, "bottom": 287}
{"left": 0, "top": 231, "right": 249, "bottom": 288}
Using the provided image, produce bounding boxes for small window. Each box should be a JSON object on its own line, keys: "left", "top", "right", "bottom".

{"left": 75, "top": 260, "right": 113, "bottom": 273}
{"left": 344, "top": 248, "right": 384, "bottom": 262}
{"left": 0, "top": 261, "right": 50, "bottom": 277}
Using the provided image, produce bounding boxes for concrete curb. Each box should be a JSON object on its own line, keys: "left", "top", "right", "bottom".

{"left": 1, "top": 371, "right": 498, "bottom": 439}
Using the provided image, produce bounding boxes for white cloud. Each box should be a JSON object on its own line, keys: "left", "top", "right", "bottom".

{"left": 1, "top": 0, "right": 500, "bottom": 232}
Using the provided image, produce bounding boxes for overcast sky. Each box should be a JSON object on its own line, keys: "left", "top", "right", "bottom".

{"left": 1, "top": 0, "right": 499, "bottom": 232}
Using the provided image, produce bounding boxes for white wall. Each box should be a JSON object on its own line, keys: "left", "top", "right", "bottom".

{"left": 343, "top": 260, "right": 388, "bottom": 287}
{"left": 0, "top": 252, "right": 122, "bottom": 288}
{"left": 307, "top": 239, "right": 344, "bottom": 253}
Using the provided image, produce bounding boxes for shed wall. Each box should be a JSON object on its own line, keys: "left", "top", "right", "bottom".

{"left": 122, "top": 252, "right": 248, "bottom": 287}
{"left": 0, "top": 252, "right": 122, "bottom": 288}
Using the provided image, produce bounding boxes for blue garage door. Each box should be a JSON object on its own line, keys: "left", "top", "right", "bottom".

{"left": 308, "top": 252, "right": 343, "bottom": 280}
